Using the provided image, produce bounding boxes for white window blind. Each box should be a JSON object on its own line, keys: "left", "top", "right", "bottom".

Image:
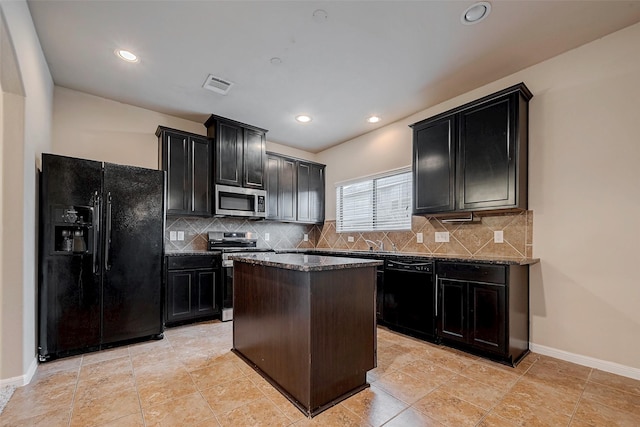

{"left": 336, "top": 168, "right": 412, "bottom": 232}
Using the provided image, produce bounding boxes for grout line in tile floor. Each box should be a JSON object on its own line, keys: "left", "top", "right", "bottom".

{"left": 566, "top": 367, "right": 591, "bottom": 426}
{"left": 1, "top": 321, "right": 639, "bottom": 426}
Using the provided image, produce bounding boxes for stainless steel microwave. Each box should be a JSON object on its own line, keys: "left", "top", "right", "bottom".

{"left": 214, "top": 184, "right": 266, "bottom": 218}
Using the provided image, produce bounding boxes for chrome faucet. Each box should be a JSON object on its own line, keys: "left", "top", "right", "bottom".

{"left": 364, "top": 239, "right": 384, "bottom": 252}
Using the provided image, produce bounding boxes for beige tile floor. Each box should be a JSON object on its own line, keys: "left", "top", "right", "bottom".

{"left": 2, "top": 320, "right": 639, "bottom": 426}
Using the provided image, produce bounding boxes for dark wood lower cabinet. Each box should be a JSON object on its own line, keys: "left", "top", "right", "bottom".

{"left": 437, "top": 262, "right": 529, "bottom": 366}
{"left": 165, "top": 255, "right": 220, "bottom": 326}
{"left": 439, "top": 279, "right": 467, "bottom": 344}
{"left": 469, "top": 282, "right": 506, "bottom": 353}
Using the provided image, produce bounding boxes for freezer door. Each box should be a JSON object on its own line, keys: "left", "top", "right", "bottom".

{"left": 101, "top": 163, "right": 165, "bottom": 344}
{"left": 39, "top": 154, "right": 102, "bottom": 358}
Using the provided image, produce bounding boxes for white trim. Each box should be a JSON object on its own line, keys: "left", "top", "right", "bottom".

{"left": 530, "top": 343, "right": 640, "bottom": 381}
{"left": 334, "top": 165, "right": 412, "bottom": 188}
{"left": 0, "top": 357, "right": 37, "bottom": 387}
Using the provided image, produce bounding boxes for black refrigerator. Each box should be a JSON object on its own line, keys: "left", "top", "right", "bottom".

{"left": 38, "top": 153, "right": 165, "bottom": 361}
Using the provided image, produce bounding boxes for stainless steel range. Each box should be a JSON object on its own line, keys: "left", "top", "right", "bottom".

{"left": 208, "top": 232, "right": 275, "bottom": 321}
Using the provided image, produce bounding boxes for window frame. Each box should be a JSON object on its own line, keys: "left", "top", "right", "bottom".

{"left": 335, "top": 166, "right": 412, "bottom": 233}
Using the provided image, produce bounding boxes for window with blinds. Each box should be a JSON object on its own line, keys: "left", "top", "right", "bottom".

{"left": 336, "top": 168, "right": 412, "bottom": 232}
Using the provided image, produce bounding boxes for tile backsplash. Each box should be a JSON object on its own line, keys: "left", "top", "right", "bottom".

{"left": 166, "top": 211, "right": 533, "bottom": 259}
{"left": 165, "top": 216, "right": 317, "bottom": 252}
{"left": 317, "top": 211, "right": 533, "bottom": 259}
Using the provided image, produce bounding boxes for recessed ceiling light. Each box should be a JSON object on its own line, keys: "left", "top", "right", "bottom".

{"left": 313, "top": 9, "right": 328, "bottom": 23}
{"left": 461, "top": 2, "right": 491, "bottom": 25}
{"left": 295, "top": 115, "right": 312, "bottom": 123}
{"left": 115, "top": 49, "right": 138, "bottom": 63}
{"left": 367, "top": 116, "right": 381, "bottom": 124}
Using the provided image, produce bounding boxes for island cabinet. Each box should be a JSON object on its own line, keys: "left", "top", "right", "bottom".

{"left": 157, "top": 126, "right": 212, "bottom": 216}
{"left": 165, "top": 255, "right": 220, "bottom": 326}
{"left": 266, "top": 152, "right": 325, "bottom": 224}
{"left": 411, "top": 83, "right": 532, "bottom": 215}
{"left": 205, "top": 114, "right": 267, "bottom": 190}
{"left": 436, "top": 262, "right": 529, "bottom": 366}
{"left": 231, "top": 253, "right": 380, "bottom": 417}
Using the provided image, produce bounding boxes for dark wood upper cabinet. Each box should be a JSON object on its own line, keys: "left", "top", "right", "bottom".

{"left": 157, "top": 126, "right": 211, "bottom": 216}
{"left": 411, "top": 83, "right": 532, "bottom": 215}
{"left": 413, "top": 116, "right": 456, "bottom": 213}
{"left": 459, "top": 95, "right": 518, "bottom": 210}
{"left": 266, "top": 155, "right": 279, "bottom": 219}
{"left": 244, "top": 128, "right": 267, "bottom": 189}
{"left": 215, "top": 121, "right": 243, "bottom": 187}
{"left": 205, "top": 115, "right": 267, "bottom": 189}
{"left": 297, "top": 161, "right": 325, "bottom": 224}
{"left": 266, "top": 154, "right": 296, "bottom": 221}
{"left": 266, "top": 152, "right": 325, "bottom": 224}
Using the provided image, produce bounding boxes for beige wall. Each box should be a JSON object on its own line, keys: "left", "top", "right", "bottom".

{"left": 0, "top": 0, "right": 53, "bottom": 385}
{"left": 525, "top": 24, "right": 639, "bottom": 372}
{"left": 318, "top": 23, "right": 640, "bottom": 373}
{"left": 53, "top": 87, "right": 317, "bottom": 169}
{"left": 266, "top": 140, "right": 317, "bottom": 162}
{"left": 53, "top": 87, "right": 206, "bottom": 169}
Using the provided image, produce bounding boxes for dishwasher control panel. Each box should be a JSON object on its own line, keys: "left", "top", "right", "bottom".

{"left": 386, "top": 260, "right": 433, "bottom": 272}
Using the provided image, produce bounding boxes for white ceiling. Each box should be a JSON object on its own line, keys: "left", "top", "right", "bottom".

{"left": 27, "top": 1, "right": 640, "bottom": 153}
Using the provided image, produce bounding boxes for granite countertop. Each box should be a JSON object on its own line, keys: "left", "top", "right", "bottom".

{"left": 229, "top": 253, "right": 383, "bottom": 272}
{"left": 165, "top": 248, "right": 539, "bottom": 266}
{"left": 280, "top": 249, "right": 540, "bottom": 266}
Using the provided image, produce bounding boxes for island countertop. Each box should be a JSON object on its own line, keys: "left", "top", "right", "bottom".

{"left": 229, "top": 253, "right": 383, "bottom": 272}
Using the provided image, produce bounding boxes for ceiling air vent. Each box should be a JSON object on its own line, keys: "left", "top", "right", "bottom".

{"left": 202, "top": 74, "right": 234, "bottom": 95}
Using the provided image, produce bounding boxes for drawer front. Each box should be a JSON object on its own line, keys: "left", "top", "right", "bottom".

{"left": 167, "top": 255, "right": 219, "bottom": 270}
{"left": 437, "top": 262, "right": 506, "bottom": 284}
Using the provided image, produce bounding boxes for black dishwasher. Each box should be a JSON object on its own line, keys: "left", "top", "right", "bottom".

{"left": 382, "top": 258, "right": 436, "bottom": 342}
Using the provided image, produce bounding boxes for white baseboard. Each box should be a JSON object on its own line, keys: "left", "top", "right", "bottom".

{"left": 530, "top": 343, "right": 640, "bottom": 381}
{"left": 0, "top": 357, "right": 37, "bottom": 387}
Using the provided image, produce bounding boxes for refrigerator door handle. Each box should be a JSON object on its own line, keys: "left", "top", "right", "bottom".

{"left": 105, "top": 192, "right": 112, "bottom": 271}
{"left": 92, "top": 191, "right": 100, "bottom": 274}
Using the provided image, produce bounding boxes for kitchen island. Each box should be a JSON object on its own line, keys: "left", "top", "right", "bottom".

{"left": 230, "top": 253, "right": 382, "bottom": 417}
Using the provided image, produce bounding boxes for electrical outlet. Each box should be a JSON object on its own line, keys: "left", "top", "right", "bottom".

{"left": 265, "top": 233, "right": 270, "bottom": 241}
{"left": 177, "top": 231, "right": 184, "bottom": 241}
{"left": 303, "top": 234, "right": 309, "bottom": 242}
{"left": 416, "top": 233, "right": 424, "bottom": 243}
{"left": 494, "top": 230, "right": 504, "bottom": 243}
{"left": 347, "top": 236, "right": 354, "bottom": 243}
{"left": 435, "top": 231, "right": 450, "bottom": 243}
{"left": 169, "top": 231, "right": 177, "bottom": 241}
